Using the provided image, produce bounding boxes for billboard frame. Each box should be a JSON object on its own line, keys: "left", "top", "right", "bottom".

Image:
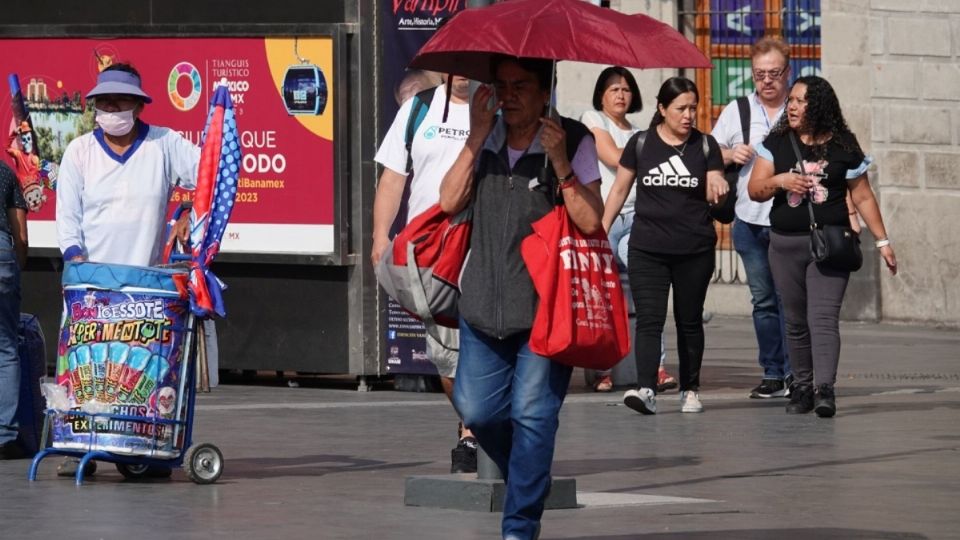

{"left": 1, "top": 23, "right": 358, "bottom": 267}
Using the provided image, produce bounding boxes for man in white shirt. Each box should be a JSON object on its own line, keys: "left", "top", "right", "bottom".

{"left": 711, "top": 38, "right": 791, "bottom": 399}
{"left": 372, "top": 75, "right": 478, "bottom": 473}
{"left": 55, "top": 63, "right": 199, "bottom": 476}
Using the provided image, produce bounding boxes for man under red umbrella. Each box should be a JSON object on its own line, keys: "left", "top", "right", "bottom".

{"left": 440, "top": 56, "right": 602, "bottom": 540}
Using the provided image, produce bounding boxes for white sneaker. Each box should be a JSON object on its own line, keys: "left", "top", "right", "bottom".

{"left": 681, "top": 390, "right": 704, "bottom": 413}
{"left": 623, "top": 388, "right": 657, "bottom": 415}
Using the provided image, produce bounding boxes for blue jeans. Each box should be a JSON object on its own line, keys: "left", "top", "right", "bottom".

{"left": 608, "top": 212, "right": 633, "bottom": 271}
{"left": 732, "top": 219, "right": 790, "bottom": 379}
{"left": 0, "top": 232, "right": 21, "bottom": 445}
{"left": 453, "top": 319, "right": 572, "bottom": 540}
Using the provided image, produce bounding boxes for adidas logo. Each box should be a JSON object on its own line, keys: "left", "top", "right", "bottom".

{"left": 641, "top": 156, "right": 700, "bottom": 188}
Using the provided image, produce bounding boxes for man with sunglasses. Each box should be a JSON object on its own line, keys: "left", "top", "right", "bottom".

{"left": 711, "top": 37, "right": 792, "bottom": 399}
{"left": 55, "top": 62, "right": 200, "bottom": 476}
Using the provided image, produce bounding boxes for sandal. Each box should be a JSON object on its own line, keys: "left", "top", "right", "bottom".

{"left": 594, "top": 374, "right": 614, "bottom": 392}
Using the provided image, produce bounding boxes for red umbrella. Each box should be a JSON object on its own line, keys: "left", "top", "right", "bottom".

{"left": 409, "top": 0, "right": 711, "bottom": 81}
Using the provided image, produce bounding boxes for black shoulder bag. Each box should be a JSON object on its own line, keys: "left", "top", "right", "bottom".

{"left": 788, "top": 132, "right": 862, "bottom": 272}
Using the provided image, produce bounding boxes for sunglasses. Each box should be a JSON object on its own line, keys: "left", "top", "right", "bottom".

{"left": 753, "top": 67, "right": 787, "bottom": 81}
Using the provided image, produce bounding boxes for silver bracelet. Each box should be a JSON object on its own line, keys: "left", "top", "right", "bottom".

{"left": 875, "top": 238, "right": 890, "bottom": 248}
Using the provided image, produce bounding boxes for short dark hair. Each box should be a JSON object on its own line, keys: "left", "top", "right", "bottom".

{"left": 591, "top": 66, "right": 642, "bottom": 114}
{"left": 490, "top": 55, "right": 555, "bottom": 91}
{"left": 649, "top": 76, "right": 699, "bottom": 128}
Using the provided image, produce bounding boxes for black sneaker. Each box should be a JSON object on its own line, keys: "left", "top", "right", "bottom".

{"left": 0, "top": 441, "right": 25, "bottom": 460}
{"left": 783, "top": 374, "right": 795, "bottom": 397}
{"left": 814, "top": 384, "right": 837, "bottom": 418}
{"left": 450, "top": 436, "right": 478, "bottom": 474}
{"left": 785, "top": 384, "right": 814, "bottom": 414}
{"left": 749, "top": 378, "right": 786, "bottom": 399}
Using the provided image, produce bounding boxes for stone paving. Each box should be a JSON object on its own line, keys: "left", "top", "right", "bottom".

{"left": 1, "top": 316, "right": 957, "bottom": 539}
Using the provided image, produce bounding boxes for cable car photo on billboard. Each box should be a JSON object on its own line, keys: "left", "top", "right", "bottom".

{"left": 282, "top": 63, "right": 327, "bottom": 115}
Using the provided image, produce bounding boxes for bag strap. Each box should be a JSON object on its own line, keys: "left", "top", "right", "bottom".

{"left": 549, "top": 116, "right": 592, "bottom": 206}
{"left": 787, "top": 131, "right": 818, "bottom": 229}
{"left": 737, "top": 96, "right": 751, "bottom": 148}
{"left": 403, "top": 86, "right": 438, "bottom": 175}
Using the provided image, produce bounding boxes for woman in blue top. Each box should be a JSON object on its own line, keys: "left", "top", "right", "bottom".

{"left": 748, "top": 76, "right": 897, "bottom": 418}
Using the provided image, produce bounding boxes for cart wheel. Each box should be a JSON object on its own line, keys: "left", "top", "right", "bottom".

{"left": 184, "top": 443, "right": 224, "bottom": 484}
{"left": 116, "top": 462, "right": 150, "bottom": 479}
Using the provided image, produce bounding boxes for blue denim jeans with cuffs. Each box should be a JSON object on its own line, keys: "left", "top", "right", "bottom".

{"left": 0, "top": 231, "right": 22, "bottom": 445}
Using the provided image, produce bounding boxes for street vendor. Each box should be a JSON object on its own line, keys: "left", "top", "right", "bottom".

{"left": 57, "top": 63, "right": 199, "bottom": 266}
{"left": 54, "top": 62, "right": 200, "bottom": 476}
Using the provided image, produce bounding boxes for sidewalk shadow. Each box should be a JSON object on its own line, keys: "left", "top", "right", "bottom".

{"left": 553, "top": 528, "right": 927, "bottom": 539}
{"left": 696, "top": 396, "right": 960, "bottom": 416}
{"left": 553, "top": 456, "right": 697, "bottom": 477}
{"left": 224, "top": 454, "right": 431, "bottom": 480}
{"left": 607, "top": 446, "right": 952, "bottom": 492}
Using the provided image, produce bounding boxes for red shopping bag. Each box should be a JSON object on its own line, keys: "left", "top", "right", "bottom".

{"left": 521, "top": 206, "right": 630, "bottom": 369}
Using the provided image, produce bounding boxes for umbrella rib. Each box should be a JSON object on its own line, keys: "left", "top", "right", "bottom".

{"left": 518, "top": 0, "right": 557, "bottom": 58}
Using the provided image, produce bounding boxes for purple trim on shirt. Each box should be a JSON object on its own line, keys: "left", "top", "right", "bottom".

{"left": 93, "top": 122, "right": 151, "bottom": 164}
{"left": 62, "top": 245, "right": 84, "bottom": 261}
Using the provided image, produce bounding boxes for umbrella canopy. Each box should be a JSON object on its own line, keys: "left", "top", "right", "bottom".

{"left": 409, "top": 0, "right": 711, "bottom": 81}
{"left": 187, "top": 82, "right": 241, "bottom": 317}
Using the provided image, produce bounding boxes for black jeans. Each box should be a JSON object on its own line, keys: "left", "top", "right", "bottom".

{"left": 627, "top": 248, "right": 714, "bottom": 393}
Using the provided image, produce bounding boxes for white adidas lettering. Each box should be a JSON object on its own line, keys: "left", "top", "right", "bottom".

{"left": 641, "top": 157, "right": 700, "bottom": 188}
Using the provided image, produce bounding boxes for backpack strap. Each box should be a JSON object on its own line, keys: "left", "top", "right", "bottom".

{"left": 633, "top": 129, "right": 648, "bottom": 173}
{"left": 403, "top": 86, "right": 438, "bottom": 175}
{"left": 736, "top": 95, "right": 751, "bottom": 148}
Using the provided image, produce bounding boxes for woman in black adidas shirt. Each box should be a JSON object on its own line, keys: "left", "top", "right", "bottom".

{"left": 603, "top": 77, "right": 727, "bottom": 415}
{"left": 748, "top": 76, "right": 897, "bottom": 418}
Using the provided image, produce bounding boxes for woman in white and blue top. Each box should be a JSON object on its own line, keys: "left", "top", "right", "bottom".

{"left": 57, "top": 64, "right": 199, "bottom": 267}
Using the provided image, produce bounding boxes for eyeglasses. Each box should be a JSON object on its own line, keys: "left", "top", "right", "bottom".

{"left": 753, "top": 67, "right": 787, "bottom": 81}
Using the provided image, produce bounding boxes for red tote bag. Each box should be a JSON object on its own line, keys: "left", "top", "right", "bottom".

{"left": 521, "top": 206, "right": 630, "bottom": 370}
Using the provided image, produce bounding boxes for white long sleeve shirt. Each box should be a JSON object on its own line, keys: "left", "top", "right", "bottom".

{"left": 56, "top": 124, "right": 200, "bottom": 267}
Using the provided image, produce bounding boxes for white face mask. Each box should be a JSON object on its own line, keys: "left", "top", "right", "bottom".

{"left": 95, "top": 108, "right": 137, "bottom": 136}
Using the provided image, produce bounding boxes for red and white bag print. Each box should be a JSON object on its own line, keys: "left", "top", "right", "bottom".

{"left": 521, "top": 206, "right": 630, "bottom": 370}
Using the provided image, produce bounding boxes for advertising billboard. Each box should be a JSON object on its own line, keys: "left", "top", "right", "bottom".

{"left": 0, "top": 37, "right": 336, "bottom": 256}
